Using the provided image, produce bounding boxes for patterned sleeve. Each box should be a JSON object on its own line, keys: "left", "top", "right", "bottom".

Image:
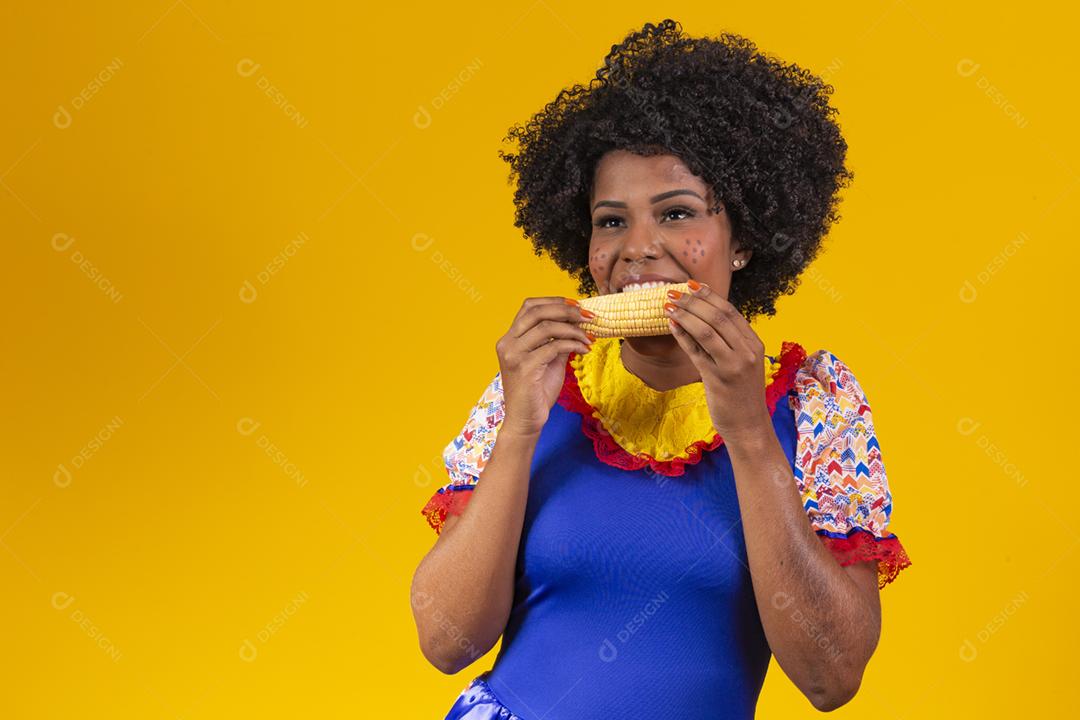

{"left": 790, "top": 349, "right": 912, "bottom": 588}
{"left": 420, "top": 371, "right": 505, "bottom": 535}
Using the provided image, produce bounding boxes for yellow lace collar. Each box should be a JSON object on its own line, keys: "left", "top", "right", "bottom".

{"left": 568, "top": 337, "right": 781, "bottom": 462}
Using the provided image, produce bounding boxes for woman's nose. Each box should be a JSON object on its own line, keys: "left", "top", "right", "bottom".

{"left": 619, "top": 221, "right": 663, "bottom": 262}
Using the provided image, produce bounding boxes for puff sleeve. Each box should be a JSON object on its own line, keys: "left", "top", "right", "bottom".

{"left": 420, "top": 371, "right": 505, "bottom": 535}
{"left": 790, "top": 350, "right": 912, "bottom": 588}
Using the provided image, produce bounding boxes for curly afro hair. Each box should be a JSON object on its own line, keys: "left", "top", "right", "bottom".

{"left": 498, "top": 19, "right": 854, "bottom": 321}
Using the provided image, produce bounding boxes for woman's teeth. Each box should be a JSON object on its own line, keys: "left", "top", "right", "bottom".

{"left": 620, "top": 281, "right": 669, "bottom": 292}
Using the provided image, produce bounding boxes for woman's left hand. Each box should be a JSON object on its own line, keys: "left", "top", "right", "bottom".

{"left": 664, "top": 281, "right": 772, "bottom": 445}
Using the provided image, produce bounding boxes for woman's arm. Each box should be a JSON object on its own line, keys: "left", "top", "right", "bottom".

{"left": 725, "top": 423, "right": 882, "bottom": 712}
{"left": 410, "top": 426, "right": 539, "bottom": 674}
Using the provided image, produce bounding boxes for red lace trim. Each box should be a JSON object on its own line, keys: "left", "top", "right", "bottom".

{"left": 421, "top": 487, "right": 475, "bottom": 535}
{"left": 818, "top": 530, "right": 912, "bottom": 589}
{"left": 556, "top": 340, "right": 808, "bottom": 477}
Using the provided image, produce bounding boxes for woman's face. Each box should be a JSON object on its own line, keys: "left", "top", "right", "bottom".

{"left": 587, "top": 149, "right": 750, "bottom": 298}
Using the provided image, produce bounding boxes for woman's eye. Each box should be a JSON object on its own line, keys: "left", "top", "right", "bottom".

{"left": 593, "top": 209, "right": 692, "bottom": 228}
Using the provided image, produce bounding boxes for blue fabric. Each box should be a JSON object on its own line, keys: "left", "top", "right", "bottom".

{"left": 444, "top": 388, "right": 804, "bottom": 720}
{"left": 443, "top": 673, "right": 523, "bottom": 719}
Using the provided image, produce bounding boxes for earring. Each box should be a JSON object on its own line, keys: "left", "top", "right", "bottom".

{"left": 732, "top": 259, "right": 744, "bottom": 268}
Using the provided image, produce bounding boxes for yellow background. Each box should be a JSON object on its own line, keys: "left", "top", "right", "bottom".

{"left": 2, "top": 1, "right": 1075, "bottom": 717}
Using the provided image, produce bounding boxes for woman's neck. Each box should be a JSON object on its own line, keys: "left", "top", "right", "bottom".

{"left": 619, "top": 336, "right": 702, "bottom": 392}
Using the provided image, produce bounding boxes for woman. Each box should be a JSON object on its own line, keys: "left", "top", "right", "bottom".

{"left": 411, "top": 19, "right": 911, "bottom": 719}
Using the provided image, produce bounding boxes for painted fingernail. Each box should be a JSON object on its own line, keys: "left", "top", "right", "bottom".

{"left": 666, "top": 289, "right": 683, "bottom": 300}
{"left": 585, "top": 331, "right": 596, "bottom": 342}
{"left": 580, "top": 308, "right": 596, "bottom": 319}
{"left": 663, "top": 302, "right": 677, "bottom": 314}
{"left": 564, "top": 297, "right": 580, "bottom": 306}
{"left": 687, "top": 279, "right": 703, "bottom": 291}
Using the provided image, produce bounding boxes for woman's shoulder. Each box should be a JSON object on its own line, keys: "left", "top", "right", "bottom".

{"left": 421, "top": 370, "right": 505, "bottom": 534}
{"left": 786, "top": 347, "right": 912, "bottom": 587}
{"left": 788, "top": 348, "right": 874, "bottom": 425}
{"left": 442, "top": 370, "right": 505, "bottom": 480}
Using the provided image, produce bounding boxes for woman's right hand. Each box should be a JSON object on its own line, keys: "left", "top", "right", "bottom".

{"left": 496, "top": 297, "right": 596, "bottom": 437}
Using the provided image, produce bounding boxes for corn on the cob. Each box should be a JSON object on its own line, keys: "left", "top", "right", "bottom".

{"left": 577, "top": 282, "right": 690, "bottom": 338}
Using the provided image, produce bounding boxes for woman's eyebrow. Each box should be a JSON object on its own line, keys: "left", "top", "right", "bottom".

{"left": 591, "top": 189, "right": 704, "bottom": 212}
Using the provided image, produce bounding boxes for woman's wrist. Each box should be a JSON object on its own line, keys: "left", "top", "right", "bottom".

{"left": 721, "top": 415, "right": 777, "bottom": 457}
{"left": 499, "top": 417, "right": 545, "bottom": 441}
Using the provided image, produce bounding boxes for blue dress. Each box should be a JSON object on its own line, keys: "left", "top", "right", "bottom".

{"left": 421, "top": 338, "right": 910, "bottom": 719}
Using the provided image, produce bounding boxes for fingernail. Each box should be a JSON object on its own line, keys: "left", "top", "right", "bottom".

{"left": 564, "top": 297, "right": 580, "bottom": 306}
{"left": 666, "top": 289, "right": 683, "bottom": 300}
{"left": 663, "top": 302, "right": 677, "bottom": 314}
{"left": 585, "top": 331, "right": 596, "bottom": 342}
{"left": 687, "top": 279, "right": 702, "bottom": 291}
{"left": 580, "top": 308, "right": 596, "bottom": 319}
